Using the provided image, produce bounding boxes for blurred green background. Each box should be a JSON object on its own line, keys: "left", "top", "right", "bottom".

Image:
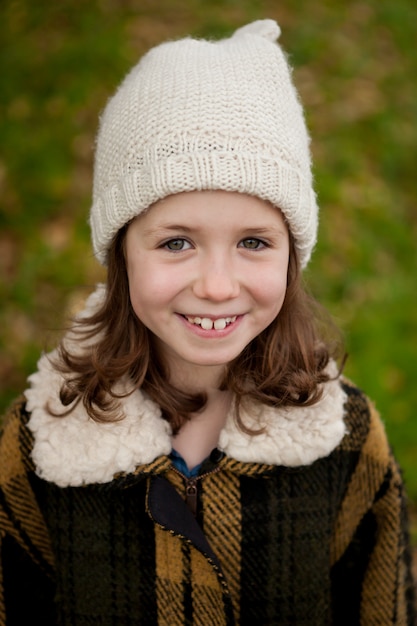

{"left": 1, "top": 0, "right": 416, "bottom": 518}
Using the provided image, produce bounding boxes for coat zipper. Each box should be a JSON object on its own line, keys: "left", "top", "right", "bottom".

{"left": 171, "top": 464, "right": 222, "bottom": 516}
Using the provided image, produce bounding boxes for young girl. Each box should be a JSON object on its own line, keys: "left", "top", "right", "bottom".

{"left": 0, "top": 19, "right": 414, "bottom": 625}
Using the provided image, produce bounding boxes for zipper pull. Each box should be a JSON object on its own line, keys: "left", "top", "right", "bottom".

{"left": 185, "top": 478, "right": 198, "bottom": 516}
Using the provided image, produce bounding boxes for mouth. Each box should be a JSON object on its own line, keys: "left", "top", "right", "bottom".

{"left": 184, "top": 315, "right": 237, "bottom": 331}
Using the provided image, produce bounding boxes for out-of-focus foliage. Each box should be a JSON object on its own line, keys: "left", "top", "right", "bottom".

{"left": 1, "top": 0, "right": 416, "bottom": 503}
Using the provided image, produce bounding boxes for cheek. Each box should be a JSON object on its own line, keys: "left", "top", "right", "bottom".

{"left": 127, "top": 280, "right": 147, "bottom": 322}
{"left": 126, "top": 260, "right": 152, "bottom": 315}
{"left": 126, "top": 262, "right": 178, "bottom": 317}
{"left": 251, "top": 266, "right": 288, "bottom": 307}
{"left": 128, "top": 273, "right": 155, "bottom": 307}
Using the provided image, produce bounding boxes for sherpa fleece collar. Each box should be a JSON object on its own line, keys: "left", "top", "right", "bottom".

{"left": 25, "top": 285, "right": 347, "bottom": 488}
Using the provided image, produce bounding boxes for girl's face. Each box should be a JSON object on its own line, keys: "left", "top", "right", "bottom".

{"left": 125, "top": 191, "right": 289, "bottom": 386}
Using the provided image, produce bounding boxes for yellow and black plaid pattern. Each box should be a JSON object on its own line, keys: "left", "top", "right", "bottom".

{"left": 0, "top": 384, "right": 414, "bottom": 624}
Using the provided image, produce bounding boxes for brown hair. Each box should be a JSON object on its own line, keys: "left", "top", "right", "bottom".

{"left": 53, "top": 226, "right": 344, "bottom": 435}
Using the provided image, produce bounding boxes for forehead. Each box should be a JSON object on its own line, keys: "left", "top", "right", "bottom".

{"left": 135, "top": 190, "right": 287, "bottom": 230}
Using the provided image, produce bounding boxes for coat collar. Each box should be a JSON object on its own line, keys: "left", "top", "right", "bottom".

{"left": 25, "top": 285, "right": 347, "bottom": 487}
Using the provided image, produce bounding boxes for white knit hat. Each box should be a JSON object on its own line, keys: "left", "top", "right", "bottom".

{"left": 90, "top": 19, "right": 318, "bottom": 268}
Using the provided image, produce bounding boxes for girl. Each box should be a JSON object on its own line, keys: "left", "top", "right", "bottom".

{"left": 0, "top": 19, "right": 414, "bottom": 625}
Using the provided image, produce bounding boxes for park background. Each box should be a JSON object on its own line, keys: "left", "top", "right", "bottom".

{"left": 1, "top": 0, "right": 416, "bottom": 534}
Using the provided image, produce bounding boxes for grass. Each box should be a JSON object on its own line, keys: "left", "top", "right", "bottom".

{"left": 1, "top": 0, "right": 417, "bottom": 510}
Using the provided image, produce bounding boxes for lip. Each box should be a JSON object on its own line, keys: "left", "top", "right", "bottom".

{"left": 181, "top": 314, "right": 241, "bottom": 320}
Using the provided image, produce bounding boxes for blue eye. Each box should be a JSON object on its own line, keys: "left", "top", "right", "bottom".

{"left": 164, "top": 238, "right": 192, "bottom": 251}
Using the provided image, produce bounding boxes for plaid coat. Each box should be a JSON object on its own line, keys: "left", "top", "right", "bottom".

{"left": 0, "top": 367, "right": 414, "bottom": 624}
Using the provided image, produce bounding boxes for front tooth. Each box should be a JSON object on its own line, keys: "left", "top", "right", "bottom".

{"left": 201, "top": 317, "right": 214, "bottom": 330}
{"left": 214, "top": 318, "right": 227, "bottom": 330}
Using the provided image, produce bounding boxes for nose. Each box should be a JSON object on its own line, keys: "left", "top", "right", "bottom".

{"left": 192, "top": 255, "right": 240, "bottom": 302}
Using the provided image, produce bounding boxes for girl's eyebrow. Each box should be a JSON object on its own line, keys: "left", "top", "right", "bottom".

{"left": 142, "top": 224, "right": 194, "bottom": 237}
{"left": 238, "top": 226, "right": 287, "bottom": 237}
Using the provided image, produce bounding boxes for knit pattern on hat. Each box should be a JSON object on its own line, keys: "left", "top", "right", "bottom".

{"left": 90, "top": 19, "right": 318, "bottom": 268}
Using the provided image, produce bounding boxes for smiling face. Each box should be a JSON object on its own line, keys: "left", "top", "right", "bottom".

{"left": 125, "top": 191, "right": 290, "bottom": 387}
